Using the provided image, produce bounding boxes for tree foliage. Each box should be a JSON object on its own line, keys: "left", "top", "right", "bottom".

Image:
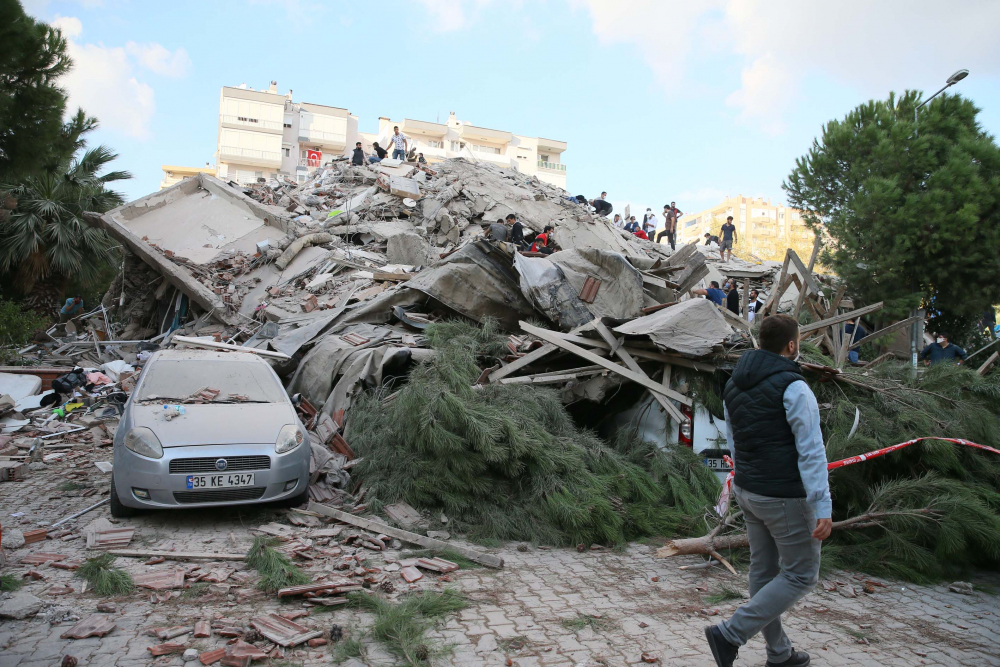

{"left": 784, "top": 90, "right": 1000, "bottom": 322}
{"left": 347, "top": 318, "right": 719, "bottom": 546}
{"left": 0, "top": 113, "right": 130, "bottom": 292}
{"left": 0, "top": 0, "right": 75, "bottom": 182}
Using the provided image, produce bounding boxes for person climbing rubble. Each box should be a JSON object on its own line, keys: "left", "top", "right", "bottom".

{"left": 388, "top": 126, "right": 409, "bottom": 161}
{"left": 530, "top": 225, "right": 555, "bottom": 253}
{"left": 507, "top": 213, "right": 526, "bottom": 249}
{"left": 592, "top": 191, "right": 612, "bottom": 217}
{"left": 488, "top": 218, "right": 509, "bottom": 242}
{"left": 370, "top": 142, "right": 387, "bottom": 164}
{"left": 691, "top": 281, "right": 726, "bottom": 307}
{"left": 705, "top": 313, "right": 830, "bottom": 667}
{"left": 59, "top": 295, "right": 84, "bottom": 324}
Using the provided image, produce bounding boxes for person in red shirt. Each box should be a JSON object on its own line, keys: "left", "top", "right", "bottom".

{"left": 530, "top": 226, "right": 554, "bottom": 252}
{"left": 634, "top": 227, "right": 649, "bottom": 240}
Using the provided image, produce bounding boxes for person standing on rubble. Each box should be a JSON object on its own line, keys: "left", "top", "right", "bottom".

{"left": 747, "top": 290, "right": 764, "bottom": 322}
{"left": 920, "top": 333, "right": 967, "bottom": 366}
{"left": 388, "top": 126, "right": 408, "bottom": 161}
{"left": 662, "top": 202, "right": 683, "bottom": 250}
{"left": 726, "top": 279, "right": 741, "bottom": 315}
{"left": 351, "top": 141, "right": 366, "bottom": 166}
{"left": 844, "top": 317, "right": 867, "bottom": 364}
{"left": 613, "top": 214, "right": 624, "bottom": 229}
{"left": 705, "top": 313, "right": 831, "bottom": 667}
{"left": 624, "top": 216, "right": 640, "bottom": 233}
{"left": 719, "top": 215, "right": 738, "bottom": 262}
{"left": 369, "top": 142, "right": 387, "bottom": 164}
{"left": 691, "top": 281, "right": 727, "bottom": 307}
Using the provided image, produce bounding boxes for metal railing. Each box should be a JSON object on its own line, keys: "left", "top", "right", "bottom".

{"left": 219, "top": 146, "right": 281, "bottom": 163}
{"left": 220, "top": 115, "right": 282, "bottom": 131}
{"left": 537, "top": 161, "right": 566, "bottom": 171}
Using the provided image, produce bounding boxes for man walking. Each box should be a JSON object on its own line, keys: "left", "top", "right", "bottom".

{"left": 388, "top": 126, "right": 408, "bottom": 161}
{"left": 663, "top": 202, "right": 682, "bottom": 250}
{"left": 719, "top": 215, "right": 738, "bottom": 262}
{"left": 705, "top": 314, "right": 831, "bottom": 667}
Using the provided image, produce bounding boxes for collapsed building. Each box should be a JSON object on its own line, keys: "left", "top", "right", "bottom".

{"left": 7, "top": 154, "right": 922, "bottom": 500}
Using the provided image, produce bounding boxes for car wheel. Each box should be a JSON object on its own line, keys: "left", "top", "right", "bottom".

{"left": 274, "top": 485, "right": 310, "bottom": 509}
{"left": 109, "top": 473, "right": 139, "bottom": 518}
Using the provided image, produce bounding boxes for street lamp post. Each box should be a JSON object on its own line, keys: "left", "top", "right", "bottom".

{"left": 909, "top": 69, "right": 969, "bottom": 369}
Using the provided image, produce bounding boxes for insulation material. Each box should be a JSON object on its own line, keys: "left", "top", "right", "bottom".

{"left": 513, "top": 253, "right": 593, "bottom": 330}
{"left": 613, "top": 298, "right": 734, "bottom": 357}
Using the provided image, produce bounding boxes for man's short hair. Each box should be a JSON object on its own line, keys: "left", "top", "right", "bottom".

{"left": 760, "top": 314, "right": 799, "bottom": 354}
{"left": 394, "top": 125, "right": 399, "bottom": 129}
{"left": 497, "top": 218, "right": 505, "bottom": 224}
{"left": 356, "top": 142, "right": 362, "bottom": 146}
{"left": 543, "top": 225, "right": 554, "bottom": 233}
{"left": 939, "top": 332, "right": 950, "bottom": 341}
{"left": 505, "top": 213, "right": 516, "bottom": 220}
{"left": 704, "top": 233, "right": 710, "bottom": 237}
{"left": 710, "top": 281, "right": 720, "bottom": 289}
{"left": 727, "top": 215, "right": 734, "bottom": 221}
{"left": 601, "top": 191, "right": 607, "bottom": 196}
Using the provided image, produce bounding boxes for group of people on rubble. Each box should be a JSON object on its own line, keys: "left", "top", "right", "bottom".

{"left": 486, "top": 213, "right": 555, "bottom": 254}
{"left": 351, "top": 126, "right": 428, "bottom": 166}
{"left": 606, "top": 201, "right": 685, "bottom": 250}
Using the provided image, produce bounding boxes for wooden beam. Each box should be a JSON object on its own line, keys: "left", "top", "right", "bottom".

{"left": 863, "top": 351, "right": 896, "bottom": 369}
{"left": 519, "top": 321, "right": 693, "bottom": 406}
{"left": 487, "top": 322, "right": 595, "bottom": 383}
{"left": 799, "top": 302, "right": 884, "bottom": 335}
{"left": 787, "top": 248, "right": 823, "bottom": 300}
{"left": 849, "top": 315, "right": 922, "bottom": 350}
{"left": 824, "top": 285, "right": 847, "bottom": 318}
{"left": 547, "top": 331, "right": 717, "bottom": 372}
{"left": 498, "top": 369, "right": 604, "bottom": 385}
{"left": 592, "top": 319, "right": 685, "bottom": 423}
{"left": 977, "top": 351, "right": 999, "bottom": 376}
{"left": 836, "top": 324, "right": 853, "bottom": 368}
{"left": 307, "top": 502, "right": 504, "bottom": 568}
{"left": 718, "top": 304, "right": 750, "bottom": 331}
{"left": 762, "top": 251, "right": 791, "bottom": 316}
{"left": 172, "top": 335, "right": 291, "bottom": 360}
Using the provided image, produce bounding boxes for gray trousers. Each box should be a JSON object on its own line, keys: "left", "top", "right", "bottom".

{"left": 718, "top": 485, "right": 821, "bottom": 662}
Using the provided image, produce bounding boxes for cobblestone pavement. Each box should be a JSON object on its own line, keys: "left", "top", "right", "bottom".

{"left": 1, "top": 458, "right": 998, "bottom": 667}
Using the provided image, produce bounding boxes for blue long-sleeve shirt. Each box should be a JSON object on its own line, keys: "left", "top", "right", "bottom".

{"left": 724, "top": 379, "right": 832, "bottom": 519}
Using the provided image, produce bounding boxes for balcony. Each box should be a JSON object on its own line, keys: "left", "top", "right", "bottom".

{"left": 538, "top": 160, "right": 566, "bottom": 172}
{"left": 458, "top": 124, "right": 512, "bottom": 144}
{"left": 298, "top": 127, "right": 346, "bottom": 150}
{"left": 220, "top": 115, "right": 283, "bottom": 134}
{"left": 218, "top": 145, "right": 282, "bottom": 168}
{"left": 538, "top": 138, "right": 567, "bottom": 153}
{"left": 401, "top": 118, "right": 447, "bottom": 137}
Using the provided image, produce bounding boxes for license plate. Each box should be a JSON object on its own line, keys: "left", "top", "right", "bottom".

{"left": 704, "top": 458, "right": 732, "bottom": 472}
{"left": 186, "top": 473, "right": 255, "bottom": 489}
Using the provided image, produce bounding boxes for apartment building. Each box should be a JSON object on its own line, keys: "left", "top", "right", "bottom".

{"left": 159, "top": 164, "right": 215, "bottom": 190}
{"left": 214, "top": 81, "right": 360, "bottom": 186}
{"left": 675, "top": 195, "right": 816, "bottom": 262}
{"left": 359, "top": 112, "right": 567, "bottom": 189}
{"left": 211, "top": 83, "right": 567, "bottom": 188}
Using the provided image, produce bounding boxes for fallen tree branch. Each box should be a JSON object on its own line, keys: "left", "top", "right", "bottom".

{"left": 656, "top": 508, "right": 937, "bottom": 560}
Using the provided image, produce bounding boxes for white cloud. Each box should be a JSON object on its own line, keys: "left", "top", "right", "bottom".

{"left": 50, "top": 16, "right": 192, "bottom": 139}
{"left": 571, "top": 0, "right": 1000, "bottom": 133}
{"left": 125, "top": 42, "right": 191, "bottom": 78}
{"left": 416, "top": 0, "right": 503, "bottom": 32}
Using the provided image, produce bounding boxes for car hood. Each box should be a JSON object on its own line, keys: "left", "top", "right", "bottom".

{"left": 130, "top": 403, "right": 296, "bottom": 447}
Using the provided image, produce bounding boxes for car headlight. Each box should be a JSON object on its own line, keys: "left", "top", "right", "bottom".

{"left": 275, "top": 424, "right": 304, "bottom": 454}
{"left": 123, "top": 427, "right": 163, "bottom": 459}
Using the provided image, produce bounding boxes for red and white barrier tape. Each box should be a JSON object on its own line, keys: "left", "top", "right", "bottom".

{"left": 714, "top": 437, "right": 1000, "bottom": 516}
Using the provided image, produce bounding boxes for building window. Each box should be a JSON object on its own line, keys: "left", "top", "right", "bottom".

{"left": 283, "top": 123, "right": 292, "bottom": 128}
{"left": 685, "top": 218, "right": 698, "bottom": 228}
{"left": 450, "top": 141, "right": 461, "bottom": 151}
{"left": 540, "top": 154, "right": 550, "bottom": 162}
{"left": 472, "top": 144, "right": 500, "bottom": 154}
{"left": 427, "top": 140, "right": 443, "bottom": 148}
{"left": 283, "top": 148, "right": 290, "bottom": 157}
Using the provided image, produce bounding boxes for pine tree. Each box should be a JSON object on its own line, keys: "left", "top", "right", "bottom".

{"left": 784, "top": 91, "right": 1000, "bottom": 327}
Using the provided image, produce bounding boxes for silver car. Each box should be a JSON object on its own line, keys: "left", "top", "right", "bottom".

{"left": 110, "top": 348, "right": 310, "bottom": 517}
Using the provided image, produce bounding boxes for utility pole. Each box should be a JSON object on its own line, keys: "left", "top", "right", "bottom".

{"left": 910, "top": 69, "right": 969, "bottom": 367}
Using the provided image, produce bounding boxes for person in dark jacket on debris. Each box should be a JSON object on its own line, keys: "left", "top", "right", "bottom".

{"left": 704, "top": 313, "right": 830, "bottom": 667}
{"left": 507, "top": 213, "right": 526, "bottom": 249}
{"left": 726, "top": 279, "right": 741, "bottom": 315}
{"left": 920, "top": 332, "right": 967, "bottom": 366}
{"left": 705, "top": 232, "right": 720, "bottom": 246}
{"left": 351, "top": 142, "right": 365, "bottom": 166}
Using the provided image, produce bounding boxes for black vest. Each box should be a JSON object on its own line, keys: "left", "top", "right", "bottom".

{"left": 723, "top": 349, "right": 807, "bottom": 498}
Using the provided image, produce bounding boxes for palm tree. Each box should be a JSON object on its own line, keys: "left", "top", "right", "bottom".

{"left": 0, "top": 111, "right": 131, "bottom": 309}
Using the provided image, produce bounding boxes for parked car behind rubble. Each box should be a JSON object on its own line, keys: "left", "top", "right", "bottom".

{"left": 109, "top": 349, "right": 310, "bottom": 517}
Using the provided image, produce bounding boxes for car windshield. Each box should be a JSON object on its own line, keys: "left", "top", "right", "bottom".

{"left": 136, "top": 359, "right": 288, "bottom": 404}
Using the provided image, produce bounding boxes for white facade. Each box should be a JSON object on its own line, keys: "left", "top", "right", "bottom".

{"left": 215, "top": 81, "right": 359, "bottom": 185}
{"left": 215, "top": 86, "right": 565, "bottom": 188}
{"left": 360, "top": 112, "right": 567, "bottom": 189}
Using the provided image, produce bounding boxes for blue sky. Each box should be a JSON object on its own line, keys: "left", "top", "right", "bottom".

{"left": 24, "top": 0, "right": 1000, "bottom": 219}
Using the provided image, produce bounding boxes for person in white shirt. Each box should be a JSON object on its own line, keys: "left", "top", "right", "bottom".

{"left": 642, "top": 209, "right": 657, "bottom": 236}
{"left": 388, "top": 126, "right": 408, "bottom": 161}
